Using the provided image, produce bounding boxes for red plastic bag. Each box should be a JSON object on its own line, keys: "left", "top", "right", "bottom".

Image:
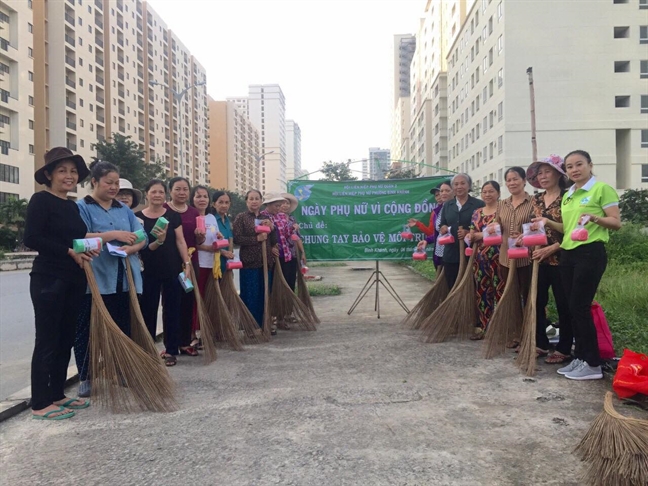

{"left": 592, "top": 301, "right": 615, "bottom": 360}
{"left": 613, "top": 349, "right": 648, "bottom": 398}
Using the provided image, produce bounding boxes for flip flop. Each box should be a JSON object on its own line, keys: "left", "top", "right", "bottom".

{"left": 56, "top": 398, "right": 90, "bottom": 410}
{"left": 32, "top": 406, "right": 75, "bottom": 421}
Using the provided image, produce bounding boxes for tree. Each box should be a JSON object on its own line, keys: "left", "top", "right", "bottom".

{"left": 320, "top": 161, "right": 357, "bottom": 181}
{"left": 0, "top": 198, "right": 28, "bottom": 249}
{"left": 385, "top": 167, "right": 419, "bottom": 179}
{"left": 92, "top": 134, "right": 166, "bottom": 190}
{"left": 619, "top": 189, "right": 648, "bottom": 225}
{"left": 209, "top": 187, "right": 247, "bottom": 221}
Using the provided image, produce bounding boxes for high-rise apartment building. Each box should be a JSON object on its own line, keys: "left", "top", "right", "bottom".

{"left": 391, "top": 34, "right": 416, "bottom": 166}
{"left": 0, "top": 0, "right": 34, "bottom": 201}
{"left": 285, "top": 119, "right": 301, "bottom": 181}
{"left": 207, "top": 97, "right": 260, "bottom": 194}
{"left": 15, "top": 0, "right": 208, "bottom": 200}
{"left": 365, "top": 147, "right": 391, "bottom": 180}
{"left": 247, "top": 84, "right": 286, "bottom": 193}
{"left": 446, "top": 0, "right": 648, "bottom": 191}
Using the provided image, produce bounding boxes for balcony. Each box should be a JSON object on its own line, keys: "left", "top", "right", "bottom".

{"left": 117, "top": 18, "right": 123, "bottom": 29}
{"left": 66, "top": 120, "right": 76, "bottom": 130}
{"left": 66, "top": 99, "right": 76, "bottom": 109}
{"left": 65, "top": 77, "right": 76, "bottom": 88}
{"left": 95, "top": 37, "right": 103, "bottom": 48}
{"left": 95, "top": 17, "right": 103, "bottom": 30}
{"left": 65, "top": 13, "right": 75, "bottom": 26}
{"left": 117, "top": 54, "right": 124, "bottom": 64}
{"left": 65, "top": 55, "right": 75, "bottom": 67}
{"left": 95, "top": 0, "right": 102, "bottom": 9}
{"left": 67, "top": 141, "right": 77, "bottom": 150}
{"left": 118, "top": 107, "right": 125, "bottom": 116}
{"left": 139, "top": 133, "right": 144, "bottom": 142}
{"left": 117, "top": 37, "right": 124, "bottom": 47}
{"left": 65, "top": 35, "right": 75, "bottom": 47}
{"left": 118, "top": 89, "right": 125, "bottom": 98}
{"left": 96, "top": 94, "right": 104, "bottom": 104}
{"left": 96, "top": 114, "right": 105, "bottom": 123}
{"left": 95, "top": 74, "right": 104, "bottom": 85}
{"left": 137, "top": 53, "right": 143, "bottom": 63}
{"left": 138, "top": 102, "right": 144, "bottom": 110}
{"left": 95, "top": 55, "right": 103, "bottom": 67}
{"left": 138, "top": 86, "right": 144, "bottom": 95}
{"left": 118, "top": 72, "right": 124, "bottom": 81}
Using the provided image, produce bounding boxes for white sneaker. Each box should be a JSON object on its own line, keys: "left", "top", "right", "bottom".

{"left": 557, "top": 359, "right": 581, "bottom": 375}
{"left": 564, "top": 361, "right": 603, "bottom": 381}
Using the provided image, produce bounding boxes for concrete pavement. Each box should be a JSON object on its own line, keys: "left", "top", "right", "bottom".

{"left": 0, "top": 262, "right": 617, "bottom": 485}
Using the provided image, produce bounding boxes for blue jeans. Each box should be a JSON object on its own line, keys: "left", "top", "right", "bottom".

{"left": 239, "top": 267, "right": 273, "bottom": 328}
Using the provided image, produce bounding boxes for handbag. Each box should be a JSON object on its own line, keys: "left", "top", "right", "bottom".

{"left": 591, "top": 301, "right": 615, "bottom": 360}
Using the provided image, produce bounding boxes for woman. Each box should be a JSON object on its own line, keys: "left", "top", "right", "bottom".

{"left": 24, "top": 147, "right": 94, "bottom": 420}
{"left": 527, "top": 155, "right": 573, "bottom": 364}
{"left": 416, "top": 181, "right": 454, "bottom": 269}
{"left": 116, "top": 179, "right": 142, "bottom": 210}
{"left": 281, "top": 193, "right": 306, "bottom": 268}
{"left": 136, "top": 179, "right": 192, "bottom": 367}
{"left": 164, "top": 177, "right": 203, "bottom": 356}
{"left": 261, "top": 192, "right": 298, "bottom": 292}
{"left": 556, "top": 150, "right": 620, "bottom": 380}
{"left": 75, "top": 161, "right": 147, "bottom": 397}
{"left": 407, "top": 188, "right": 443, "bottom": 268}
{"left": 438, "top": 174, "right": 485, "bottom": 289}
{"left": 233, "top": 190, "right": 278, "bottom": 333}
{"left": 467, "top": 181, "right": 504, "bottom": 339}
{"left": 212, "top": 191, "right": 236, "bottom": 276}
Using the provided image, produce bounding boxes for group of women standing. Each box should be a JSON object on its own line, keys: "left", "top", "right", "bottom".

{"left": 412, "top": 150, "right": 620, "bottom": 381}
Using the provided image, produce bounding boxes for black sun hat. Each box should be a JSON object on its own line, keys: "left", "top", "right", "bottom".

{"left": 34, "top": 147, "right": 90, "bottom": 185}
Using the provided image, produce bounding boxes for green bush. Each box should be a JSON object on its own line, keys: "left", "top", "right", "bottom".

{"left": 0, "top": 227, "right": 17, "bottom": 250}
{"left": 606, "top": 224, "right": 648, "bottom": 264}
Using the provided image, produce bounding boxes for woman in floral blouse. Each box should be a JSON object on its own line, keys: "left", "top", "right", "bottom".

{"left": 527, "top": 155, "right": 572, "bottom": 364}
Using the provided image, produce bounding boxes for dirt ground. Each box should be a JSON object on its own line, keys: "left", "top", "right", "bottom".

{"left": 0, "top": 262, "right": 626, "bottom": 485}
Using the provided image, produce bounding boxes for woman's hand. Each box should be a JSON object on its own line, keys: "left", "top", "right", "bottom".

{"left": 530, "top": 217, "right": 548, "bottom": 232}
{"left": 68, "top": 249, "right": 94, "bottom": 269}
{"left": 151, "top": 225, "right": 167, "bottom": 243}
{"left": 407, "top": 218, "right": 418, "bottom": 227}
{"left": 417, "top": 240, "right": 427, "bottom": 251}
{"left": 113, "top": 231, "right": 137, "bottom": 245}
{"left": 195, "top": 229, "right": 206, "bottom": 245}
{"left": 183, "top": 262, "right": 192, "bottom": 280}
{"left": 301, "top": 254, "right": 307, "bottom": 265}
{"left": 121, "top": 245, "right": 138, "bottom": 256}
{"left": 271, "top": 245, "right": 280, "bottom": 257}
{"left": 457, "top": 227, "right": 468, "bottom": 240}
{"left": 472, "top": 231, "right": 483, "bottom": 242}
{"left": 532, "top": 244, "right": 558, "bottom": 262}
{"left": 221, "top": 250, "right": 235, "bottom": 259}
{"left": 293, "top": 223, "right": 300, "bottom": 232}
{"left": 440, "top": 225, "right": 449, "bottom": 235}
{"left": 485, "top": 223, "right": 498, "bottom": 235}
{"left": 216, "top": 232, "right": 224, "bottom": 240}
{"left": 514, "top": 234, "right": 524, "bottom": 247}
{"left": 257, "top": 233, "right": 268, "bottom": 242}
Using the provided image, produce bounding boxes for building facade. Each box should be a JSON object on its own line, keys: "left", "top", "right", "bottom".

{"left": 0, "top": 0, "right": 34, "bottom": 201}
{"left": 391, "top": 34, "right": 415, "bottom": 166}
{"left": 446, "top": 0, "right": 648, "bottom": 191}
{"left": 364, "top": 147, "right": 391, "bottom": 180}
{"left": 207, "top": 97, "right": 260, "bottom": 194}
{"left": 285, "top": 119, "right": 301, "bottom": 181}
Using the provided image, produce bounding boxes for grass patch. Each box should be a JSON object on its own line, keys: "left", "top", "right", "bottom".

{"left": 309, "top": 262, "right": 347, "bottom": 268}
{"left": 402, "top": 260, "right": 439, "bottom": 281}
{"left": 306, "top": 283, "right": 342, "bottom": 296}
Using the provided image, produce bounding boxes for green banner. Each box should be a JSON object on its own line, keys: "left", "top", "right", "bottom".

{"left": 287, "top": 177, "right": 450, "bottom": 261}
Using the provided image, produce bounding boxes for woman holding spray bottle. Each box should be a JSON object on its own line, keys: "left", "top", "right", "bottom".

{"left": 136, "top": 179, "right": 192, "bottom": 367}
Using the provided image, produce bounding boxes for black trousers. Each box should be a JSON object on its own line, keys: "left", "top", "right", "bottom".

{"left": 535, "top": 264, "right": 572, "bottom": 354}
{"left": 443, "top": 254, "right": 469, "bottom": 290}
{"left": 30, "top": 274, "right": 86, "bottom": 410}
{"left": 280, "top": 258, "right": 298, "bottom": 292}
{"left": 560, "top": 242, "right": 607, "bottom": 367}
{"left": 141, "top": 273, "right": 182, "bottom": 355}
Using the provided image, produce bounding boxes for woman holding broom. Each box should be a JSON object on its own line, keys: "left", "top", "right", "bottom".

{"left": 136, "top": 179, "right": 192, "bottom": 367}
{"left": 164, "top": 177, "right": 204, "bottom": 356}
{"left": 416, "top": 181, "right": 453, "bottom": 270}
{"left": 212, "top": 191, "right": 236, "bottom": 276}
{"left": 438, "top": 174, "right": 484, "bottom": 289}
{"left": 75, "top": 161, "right": 148, "bottom": 397}
{"left": 233, "top": 190, "right": 278, "bottom": 333}
{"left": 525, "top": 155, "right": 573, "bottom": 364}
{"left": 261, "top": 192, "right": 299, "bottom": 292}
{"left": 555, "top": 150, "right": 620, "bottom": 380}
{"left": 25, "top": 147, "right": 95, "bottom": 420}
{"left": 467, "top": 181, "right": 504, "bottom": 340}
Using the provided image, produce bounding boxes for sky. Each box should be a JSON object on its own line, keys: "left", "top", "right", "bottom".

{"left": 147, "top": 0, "right": 424, "bottom": 177}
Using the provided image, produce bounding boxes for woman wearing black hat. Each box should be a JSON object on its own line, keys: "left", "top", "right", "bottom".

{"left": 24, "top": 147, "right": 95, "bottom": 420}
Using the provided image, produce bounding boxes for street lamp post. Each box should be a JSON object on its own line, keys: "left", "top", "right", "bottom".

{"left": 250, "top": 150, "right": 274, "bottom": 190}
{"left": 149, "top": 79, "right": 206, "bottom": 180}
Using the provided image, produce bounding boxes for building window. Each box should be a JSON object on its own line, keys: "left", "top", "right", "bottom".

{"left": 0, "top": 163, "right": 19, "bottom": 184}
{"left": 642, "top": 130, "right": 648, "bottom": 148}
{"left": 498, "top": 35, "right": 503, "bottom": 53}
{"left": 498, "top": 68, "right": 504, "bottom": 87}
{"left": 497, "top": 1, "right": 503, "bottom": 19}
{"left": 615, "top": 95, "right": 630, "bottom": 107}
{"left": 0, "top": 140, "right": 9, "bottom": 155}
{"left": 28, "top": 47, "right": 33, "bottom": 58}
{"left": 29, "top": 120, "right": 34, "bottom": 129}
{"left": 483, "top": 56, "right": 488, "bottom": 73}
{"left": 613, "top": 0, "right": 629, "bottom": 3}
{"left": 614, "top": 26, "right": 630, "bottom": 38}
{"left": 641, "top": 60, "right": 648, "bottom": 78}
{"left": 643, "top": 165, "right": 648, "bottom": 183}
{"left": 498, "top": 135, "right": 503, "bottom": 154}
{"left": 641, "top": 26, "right": 648, "bottom": 44}
{"left": 28, "top": 23, "right": 33, "bottom": 33}
{"left": 498, "top": 101, "right": 503, "bottom": 120}
{"left": 641, "top": 95, "right": 648, "bottom": 113}
{"left": 28, "top": 71, "right": 34, "bottom": 81}
{"left": 29, "top": 144, "right": 34, "bottom": 154}
{"left": 641, "top": 0, "right": 648, "bottom": 8}
{"left": 614, "top": 61, "right": 631, "bottom": 72}
{"left": 29, "top": 96, "right": 34, "bottom": 106}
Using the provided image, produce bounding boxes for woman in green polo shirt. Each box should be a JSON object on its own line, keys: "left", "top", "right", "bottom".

{"left": 557, "top": 150, "right": 621, "bottom": 381}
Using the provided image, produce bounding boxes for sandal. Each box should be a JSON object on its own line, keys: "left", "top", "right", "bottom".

{"left": 545, "top": 352, "right": 571, "bottom": 365}
{"left": 536, "top": 348, "right": 549, "bottom": 359}
{"left": 54, "top": 398, "right": 90, "bottom": 410}
{"left": 179, "top": 346, "right": 199, "bottom": 357}
{"left": 32, "top": 406, "right": 75, "bottom": 421}
{"left": 190, "top": 338, "right": 204, "bottom": 350}
{"left": 469, "top": 328, "right": 485, "bottom": 341}
{"left": 506, "top": 340, "right": 520, "bottom": 349}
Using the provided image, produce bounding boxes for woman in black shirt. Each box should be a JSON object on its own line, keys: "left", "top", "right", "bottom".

{"left": 135, "top": 179, "right": 191, "bottom": 366}
{"left": 24, "top": 147, "right": 94, "bottom": 420}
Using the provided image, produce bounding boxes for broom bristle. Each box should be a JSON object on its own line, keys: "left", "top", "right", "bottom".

{"left": 125, "top": 259, "right": 159, "bottom": 358}
{"left": 482, "top": 259, "right": 523, "bottom": 359}
{"left": 204, "top": 275, "right": 244, "bottom": 351}
{"left": 189, "top": 271, "right": 218, "bottom": 363}
{"left": 86, "top": 263, "right": 177, "bottom": 413}
{"left": 270, "top": 256, "right": 317, "bottom": 331}
{"left": 261, "top": 241, "right": 272, "bottom": 338}
{"left": 454, "top": 245, "right": 479, "bottom": 340}
{"left": 575, "top": 392, "right": 648, "bottom": 486}
{"left": 516, "top": 260, "right": 539, "bottom": 375}
{"left": 295, "top": 251, "right": 320, "bottom": 324}
{"left": 401, "top": 268, "right": 449, "bottom": 330}
{"left": 219, "top": 271, "right": 266, "bottom": 344}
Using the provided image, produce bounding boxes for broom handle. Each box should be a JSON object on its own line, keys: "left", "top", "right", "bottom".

{"left": 527, "top": 67, "right": 538, "bottom": 162}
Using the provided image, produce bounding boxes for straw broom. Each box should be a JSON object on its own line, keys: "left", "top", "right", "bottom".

{"left": 261, "top": 240, "right": 272, "bottom": 338}
{"left": 482, "top": 259, "right": 524, "bottom": 359}
{"left": 401, "top": 267, "right": 449, "bottom": 330}
{"left": 516, "top": 258, "right": 540, "bottom": 376}
{"left": 270, "top": 256, "right": 317, "bottom": 331}
{"left": 124, "top": 259, "right": 159, "bottom": 358}
{"left": 574, "top": 391, "right": 648, "bottom": 486}
{"left": 421, "top": 241, "right": 478, "bottom": 343}
{"left": 219, "top": 270, "right": 266, "bottom": 344}
{"left": 295, "top": 248, "right": 320, "bottom": 324}
{"left": 204, "top": 272, "right": 244, "bottom": 351}
{"left": 188, "top": 268, "right": 218, "bottom": 363}
{"left": 85, "top": 262, "right": 176, "bottom": 413}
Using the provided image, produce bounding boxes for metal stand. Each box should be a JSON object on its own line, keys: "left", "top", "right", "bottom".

{"left": 347, "top": 261, "right": 409, "bottom": 318}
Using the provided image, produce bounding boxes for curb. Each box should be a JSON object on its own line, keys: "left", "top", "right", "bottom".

{"left": 0, "top": 331, "right": 163, "bottom": 423}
